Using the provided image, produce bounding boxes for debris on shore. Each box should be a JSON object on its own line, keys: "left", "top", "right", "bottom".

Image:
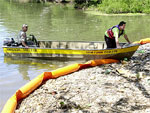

{"left": 15, "top": 43, "right": 150, "bottom": 113}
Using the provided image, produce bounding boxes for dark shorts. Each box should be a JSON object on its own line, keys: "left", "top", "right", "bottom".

{"left": 104, "top": 35, "right": 116, "bottom": 49}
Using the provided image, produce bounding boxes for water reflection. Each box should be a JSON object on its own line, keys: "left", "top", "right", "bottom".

{"left": 3, "top": 56, "right": 83, "bottom": 81}
{"left": 18, "top": 65, "right": 30, "bottom": 80}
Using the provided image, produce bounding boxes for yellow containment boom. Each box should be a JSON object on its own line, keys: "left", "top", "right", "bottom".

{"left": 133, "top": 38, "right": 150, "bottom": 45}
{"left": 2, "top": 59, "right": 119, "bottom": 113}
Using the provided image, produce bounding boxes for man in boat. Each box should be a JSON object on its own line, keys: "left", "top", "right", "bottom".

{"left": 17, "top": 24, "right": 38, "bottom": 48}
{"left": 104, "top": 21, "right": 131, "bottom": 48}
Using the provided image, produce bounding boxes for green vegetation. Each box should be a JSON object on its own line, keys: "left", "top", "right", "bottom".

{"left": 75, "top": 0, "right": 150, "bottom": 14}
{"left": 6, "top": 0, "right": 150, "bottom": 14}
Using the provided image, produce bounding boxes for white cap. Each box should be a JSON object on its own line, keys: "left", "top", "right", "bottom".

{"left": 22, "top": 24, "right": 28, "bottom": 27}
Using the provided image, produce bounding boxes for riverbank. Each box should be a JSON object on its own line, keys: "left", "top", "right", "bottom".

{"left": 15, "top": 43, "right": 150, "bottom": 113}
{"left": 84, "top": 10, "right": 147, "bottom": 16}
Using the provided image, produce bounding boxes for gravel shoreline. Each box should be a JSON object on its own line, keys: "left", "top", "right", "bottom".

{"left": 16, "top": 44, "right": 150, "bottom": 113}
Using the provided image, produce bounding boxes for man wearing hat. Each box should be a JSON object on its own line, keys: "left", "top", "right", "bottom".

{"left": 17, "top": 24, "right": 38, "bottom": 47}
{"left": 104, "top": 21, "right": 131, "bottom": 48}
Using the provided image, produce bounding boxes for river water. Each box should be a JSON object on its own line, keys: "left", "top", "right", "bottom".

{"left": 0, "top": 0, "right": 150, "bottom": 112}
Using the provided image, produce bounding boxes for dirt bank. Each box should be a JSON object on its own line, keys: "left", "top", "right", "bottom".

{"left": 16, "top": 43, "right": 150, "bottom": 113}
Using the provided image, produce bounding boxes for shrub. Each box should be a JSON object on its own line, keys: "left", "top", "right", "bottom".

{"left": 97, "top": 0, "right": 150, "bottom": 14}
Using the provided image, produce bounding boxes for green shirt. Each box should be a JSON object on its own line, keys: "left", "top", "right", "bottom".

{"left": 105, "top": 27, "right": 126, "bottom": 38}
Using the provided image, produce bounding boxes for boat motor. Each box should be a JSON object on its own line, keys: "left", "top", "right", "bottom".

{"left": 3, "top": 38, "right": 15, "bottom": 46}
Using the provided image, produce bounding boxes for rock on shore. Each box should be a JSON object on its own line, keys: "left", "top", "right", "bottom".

{"left": 16, "top": 43, "right": 150, "bottom": 113}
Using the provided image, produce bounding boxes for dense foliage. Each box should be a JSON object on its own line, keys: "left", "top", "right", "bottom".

{"left": 74, "top": 0, "right": 150, "bottom": 14}
{"left": 7, "top": 0, "right": 150, "bottom": 13}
